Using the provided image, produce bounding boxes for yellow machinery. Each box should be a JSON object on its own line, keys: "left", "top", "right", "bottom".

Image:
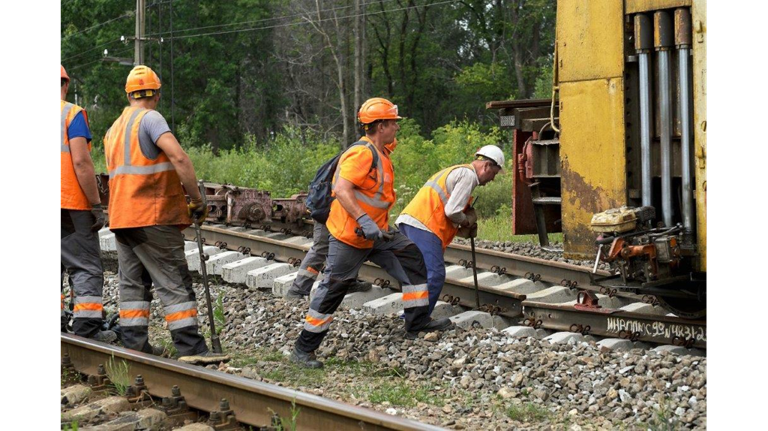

{"left": 489, "top": 0, "right": 706, "bottom": 317}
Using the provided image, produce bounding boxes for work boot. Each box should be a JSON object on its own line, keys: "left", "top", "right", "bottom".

{"left": 178, "top": 350, "right": 231, "bottom": 365}
{"left": 150, "top": 344, "right": 168, "bottom": 357}
{"left": 91, "top": 330, "right": 118, "bottom": 344}
{"left": 284, "top": 287, "right": 308, "bottom": 301}
{"left": 405, "top": 318, "right": 454, "bottom": 340}
{"left": 290, "top": 346, "right": 323, "bottom": 369}
{"left": 347, "top": 280, "right": 372, "bottom": 293}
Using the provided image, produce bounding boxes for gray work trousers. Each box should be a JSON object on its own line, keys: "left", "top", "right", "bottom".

{"left": 290, "top": 222, "right": 330, "bottom": 295}
{"left": 59, "top": 209, "right": 104, "bottom": 338}
{"left": 114, "top": 225, "right": 208, "bottom": 357}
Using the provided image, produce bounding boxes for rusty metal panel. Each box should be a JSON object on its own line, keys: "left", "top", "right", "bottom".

{"left": 556, "top": 0, "right": 624, "bottom": 83}
{"left": 511, "top": 129, "right": 537, "bottom": 234}
{"left": 625, "top": 0, "right": 692, "bottom": 14}
{"left": 559, "top": 78, "right": 628, "bottom": 259}
{"left": 511, "top": 130, "right": 561, "bottom": 235}
{"left": 692, "top": 0, "right": 706, "bottom": 271}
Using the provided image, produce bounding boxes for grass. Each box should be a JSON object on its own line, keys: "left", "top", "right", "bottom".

{"left": 506, "top": 402, "right": 551, "bottom": 423}
{"left": 640, "top": 397, "right": 680, "bottom": 431}
{"left": 230, "top": 348, "right": 286, "bottom": 368}
{"left": 356, "top": 381, "right": 446, "bottom": 408}
{"left": 476, "top": 211, "right": 564, "bottom": 244}
{"left": 232, "top": 352, "right": 446, "bottom": 409}
{"left": 61, "top": 366, "right": 79, "bottom": 386}
{"left": 154, "top": 334, "right": 178, "bottom": 358}
{"left": 269, "top": 398, "right": 301, "bottom": 431}
{"left": 62, "top": 420, "right": 79, "bottom": 431}
{"left": 263, "top": 365, "right": 327, "bottom": 387}
{"left": 105, "top": 354, "right": 131, "bottom": 396}
{"left": 213, "top": 290, "right": 226, "bottom": 335}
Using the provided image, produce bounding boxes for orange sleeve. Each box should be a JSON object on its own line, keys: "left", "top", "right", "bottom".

{"left": 337, "top": 146, "right": 375, "bottom": 188}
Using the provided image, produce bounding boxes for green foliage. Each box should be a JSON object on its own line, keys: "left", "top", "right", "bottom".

{"left": 213, "top": 290, "right": 226, "bottom": 335}
{"left": 364, "top": 381, "right": 445, "bottom": 407}
{"left": 62, "top": 420, "right": 79, "bottom": 431}
{"left": 390, "top": 120, "right": 505, "bottom": 216}
{"left": 269, "top": 398, "right": 301, "bottom": 431}
{"left": 189, "top": 126, "right": 340, "bottom": 196}
{"left": 64, "top": 1, "right": 560, "bottom": 242}
{"left": 105, "top": 354, "right": 131, "bottom": 396}
{"left": 506, "top": 402, "right": 550, "bottom": 422}
{"left": 63, "top": 1, "right": 557, "bottom": 146}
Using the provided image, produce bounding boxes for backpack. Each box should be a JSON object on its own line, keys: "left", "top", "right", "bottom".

{"left": 306, "top": 141, "right": 379, "bottom": 224}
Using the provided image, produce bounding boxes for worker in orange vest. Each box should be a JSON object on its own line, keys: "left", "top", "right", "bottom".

{"left": 60, "top": 64, "right": 116, "bottom": 343}
{"left": 284, "top": 141, "right": 400, "bottom": 300}
{"left": 396, "top": 145, "right": 505, "bottom": 315}
{"left": 104, "top": 65, "right": 228, "bottom": 365}
{"left": 291, "top": 98, "right": 452, "bottom": 369}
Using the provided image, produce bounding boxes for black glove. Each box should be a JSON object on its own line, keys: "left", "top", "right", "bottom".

{"left": 90, "top": 203, "right": 108, "bottom": 232}
{"left": 188, "top": 198, "right": 209, "bottom": 224}
{"left": 456, "top": 223, "right": 478, "bottom": 239}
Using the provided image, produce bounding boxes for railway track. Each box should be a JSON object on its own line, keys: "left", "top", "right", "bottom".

{"left": 141, "top": 223, "right": 705, "bottom": 351}
{"left": 61, "top": 334, "right": 444, "bottom": 430}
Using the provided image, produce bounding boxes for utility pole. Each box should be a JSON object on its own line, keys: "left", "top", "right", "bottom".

{"left": 354, "top": 0, "right": 362, "bottom": 113}
{"left": 134, "top": 0, "right": 146, "bottom": 65}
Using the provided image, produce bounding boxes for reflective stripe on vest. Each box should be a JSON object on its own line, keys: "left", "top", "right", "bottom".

{"left": 164, "top": 301, "right": 199, "bottom": 331}
{"left": 304, "top": 308, "right": 334, "bottom": 333}
{"left": 400, "top": 164, "right": 475, "bottom": 249}
{"left": 59, "top": 103, "right": 75, "bottom": 153}
{"left": 119, "top": 300, "right": 151, "bottom": 327}
{"left": 105, "top": 106, "right": 191, "bottom": 229}
{"left": 73, "top": 295, "right": 103, "bottom": 319}
{"left": 332, "top": 141, "right": 388, "bottom": 209}
{"left": 59, "top": 100, "right": 92, "bottom": 211}
{"left": 401, "top": 283, "right": 429, "bottom": 308}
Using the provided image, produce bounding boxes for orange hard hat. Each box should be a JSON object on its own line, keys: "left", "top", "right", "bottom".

{"left": 61, "top": 65, "right": 70, "bottom": 82}
{"left": 358, "top": 97, "right": 402, "bottom": 124}
{"left": 125, "top": 65, "right": 162, "bottom": 94}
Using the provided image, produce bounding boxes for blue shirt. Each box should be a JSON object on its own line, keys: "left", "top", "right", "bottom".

{"left": 68, "top": 111, "right": 92, "bottom": 143}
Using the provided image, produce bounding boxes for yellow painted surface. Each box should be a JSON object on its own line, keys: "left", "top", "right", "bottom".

{"left": 556, "top": 0, "right": 627, "bottom": 258}
{"left": 559, "top": 79, "right": 628, "bottom": 258}
{"left": 692, "top": 0, "right": 706, "bottom": 271}
{"left": 557, "top": 0, "right": 624, "bottom": 83}
{"left": 625, "top": 0, "right": 692, "bottom": 14}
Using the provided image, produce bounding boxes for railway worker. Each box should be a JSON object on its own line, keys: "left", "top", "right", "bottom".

{"left": 284, "top": 140, "right": 400, "bottom": 300}
{"left": 104, "top": 65, "right": 228, "bottom": 365}
{"left": 60, "top": 64, "right": 117, "bottom": 343}
{"left": 290, "top": 98, "right": 452, "bottom": 369}
{"left": 395, "top": 145, "right": 505, "bottom": 316}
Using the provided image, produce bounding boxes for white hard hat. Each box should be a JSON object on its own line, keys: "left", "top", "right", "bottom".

{"left": 475, "top": 145, "right": 505, "bottom": 169}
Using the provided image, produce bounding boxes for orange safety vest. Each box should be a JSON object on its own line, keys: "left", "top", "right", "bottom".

{"left": 61, "top": 101, "right": 92, "bottom": 210}
{"left": 327, "top": 137, "right": 395, "bottom": 249}
{"left": 104, "top": 107, "right": 191, "bottom": 229}
{"left": 400, "top": 164, "right": 476, "bottom": 250}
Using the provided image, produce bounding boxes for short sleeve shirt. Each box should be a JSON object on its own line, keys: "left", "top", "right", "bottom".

{"left": 137, "top": 110, "right": 172, "bottom": 160}
{"left": 67, "top": 111, "right": 92, "bottom": 143}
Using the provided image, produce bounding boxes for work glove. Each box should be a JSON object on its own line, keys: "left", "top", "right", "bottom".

{"left": 188, "top": 198, "right": 209, "bottom": 225}
{"left": 90, "top": 203, "right": 108, "bottom": 232}
{"left": 456, "top": 224, "right": 478, "bottom": 239}
{"left": 356, "top": 214, "right": 385, "bottom": 241}
{"left": 463, "top": 208, "right": 478, "bottom": 227}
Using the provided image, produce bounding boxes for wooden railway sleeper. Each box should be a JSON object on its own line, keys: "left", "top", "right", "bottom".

{"left": 208, "top": 398, "right": 239, "bottom": 430}
{"left": 569, "top": 323, "right": 591, "bottom": 336}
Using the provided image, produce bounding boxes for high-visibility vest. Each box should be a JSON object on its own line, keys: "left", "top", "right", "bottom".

{"left": 104, "top": 107, "right": 190, "bottom": 229}
{"left": 59, "top": 100, "right": 91, "bottom": 211}
{"left": 327, "top": 137, "right": 395, "bottom": 249}
{"left": 400, "top": 164, "right": 476, "bottom": 250}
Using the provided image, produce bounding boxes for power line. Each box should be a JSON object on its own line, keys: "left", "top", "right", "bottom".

{"left": 62, "top": 39, "right": 120, "bottom": 63}
{"left": 146, "top": 0, "right": 400, "bottom": 38}
{"left": 64, "top": 1, "right": 456, "bottom": 83}
{"left": 69, "top": 46, "right": 133, "bottom": 71}
{"left": 165, "top": 0, "right": 457, "bottom": 41}
{"left": 62, "top": 11, "right": 133, "bottom": 40}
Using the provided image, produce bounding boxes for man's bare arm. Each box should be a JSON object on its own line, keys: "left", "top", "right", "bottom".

{"left": 69, "top": 137, "right": 101, "bottom": 205}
